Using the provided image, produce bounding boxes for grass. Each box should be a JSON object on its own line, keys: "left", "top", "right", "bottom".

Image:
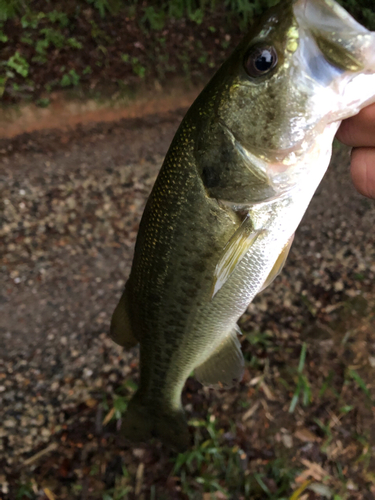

{"left": 102, "top": 466, "right": 132, "bottom": 500}
{"left": 171, "top": 416, "right": 300, "bottom": 499}
{"left": 288, "top": 343, "right": 312, "bottom": 413}
{"left": 101, "top": 379, "right": 137, "bottom": 425}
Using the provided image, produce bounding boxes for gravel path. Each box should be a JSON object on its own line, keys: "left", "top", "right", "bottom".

{"left": 0, "top": 112, "right": 374, "bottom": 492}
{"left": 0, "top": 113, "right": 183, "bottom": 471}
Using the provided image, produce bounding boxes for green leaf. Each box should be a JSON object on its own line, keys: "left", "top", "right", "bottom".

{"left": 60, "top": 74, "right": 71, "bottom": 87}
{"left": 36, "top": 98, "right": 50, "bottom": 108}
{"left": 6, "top": 52, "right": 29, "bottom": 77}
{"left": 348, "top": 369, "right": 372, "bottom": 401}
{"left": 298, "top": 342, "right": 307, "bottom": 373}
{"left": 67, "top": 37, "right": 83, "bottom": 49}
{"left": 254, "top": 473, "right": 271, "bottom": 495}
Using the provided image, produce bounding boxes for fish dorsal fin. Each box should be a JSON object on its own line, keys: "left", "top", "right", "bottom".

{"left": 211, "top": 216, "right": 263, "bottom": 298}
{"left": 259, "top": 233, "right": 295, "bottom": 293}
{"left": 110, "top": 287, "right": 138, "bottom": 349}
{"left": 194, "top": 328, "right": 244, "bottom": 388}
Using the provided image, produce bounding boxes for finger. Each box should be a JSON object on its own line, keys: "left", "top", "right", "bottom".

{"left": 350, "top": 147, "right": 375, "bottom": 199}
{"left": 336, "top": 102, "right": 375, "bottom": 147}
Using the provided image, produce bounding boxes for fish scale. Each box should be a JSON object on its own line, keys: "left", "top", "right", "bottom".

{"left": 110, "top": 0, "right": 375, "bottom": 450}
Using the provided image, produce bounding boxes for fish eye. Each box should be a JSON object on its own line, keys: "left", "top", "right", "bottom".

{"left": 244, "top": 46, "right": 278, "bottom": 77}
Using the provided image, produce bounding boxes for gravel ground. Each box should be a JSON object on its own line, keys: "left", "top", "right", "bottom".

{"left": 0, "top": 111, "right": 374, "bottom": 497}
{"left": 0, "top": 113, "right": 183, "bottom": 470}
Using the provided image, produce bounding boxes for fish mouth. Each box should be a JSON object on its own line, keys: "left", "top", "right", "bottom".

{"left": 292, "top": 0, "right": 375, "bottom": 122}
{"left": 294, "top": 0, "right": 375, "bottom": 72}
{"left": 294, "top": 0, "right": 368, "bottom": 33}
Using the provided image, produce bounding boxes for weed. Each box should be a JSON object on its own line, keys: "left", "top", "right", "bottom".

{"left": 36, "top": 97, "right": 50, "bottom": 107}
{"left": 171, "top": 415, "right": 298, "bottom": 498}
{"left": 6, "top": 52, "right": 29, "bottom": 77}
{"left": 0, "top": 28, "right": 7, "bottom": 42}
{"left": 246, "top": 329, "right": 273, "bottom": 347}
{"left": 90, "top": 463, "right": 100, "bottom": 476}
{"left": 356, "top": 434, "right": 372, "bottom": 470}
{"left": 67, "top": 37, "right": 83, "bottom": 49}
{"left": 102, "top": 379, "right": 137, "bottom": 425}
{"left": 60, "top": 69, "right": 80, "bottom": 87}
{"left": 32, "top": 26, "right": 81, "bottom": 65}
{"left": 21, "top": 11, "right": 45, "bottom": 30}
{"left": 224, "top": 0, "right": 256, "bottom": 29}
{"left": 0, "top": 75, "right": 6, "bottom": 96}
{"left": 319, "top": 370, "right": 335, "bottom": 398}
{"left": 314, "top": 417, "right": 333, "bottom": 453}
{"left": 89, "top": 19, "right": 113, "bottom": 44}
{"left": 300, "top": 292, "right": 317, "bottom": 317}
{"left": 339, "top": 404, "right": 354, "bottom": 414}
{"left": 347, "top": 368, "right": 373, "bottom": 402}
{"left": 289, "top": 343, "right": 312, "bottom": 413}
{"left": 338, "top": 0, "right": 375, "bottom": 29}
{"left": 130, "top": 57, "right": 146, "bottom": 78}
{"left": 45, "top": 10, "right": 70, "bottom": 28}
{"left": 0, "top": 0, "right": 22, "bottom": 22}
{"left": 221, "top": 39, "right": 231, "bottom": 50}
{"left": 71, "top": 483, "right": 83, "bottom": 494}
{"left": 103, "top": 466, "right": 132, "bottom": 499}
{"left": 20, "top": 34, "right": 33, "bottom": 45}
{"left": 167, "top": 1, "right": 185, "bottom": 19}
{"left": 187, "top": 7, "right": 204, "bottom": 24}
{"left": 16, "top": 481, "right": 34, "bottom": 499}
{"left": 142, "top": 6, "right": 166, "bottom": 31}
{"left": 173, "top": 415, "right": 232, "bottom": 475}
{"left": 113, "top": 394, "right": 128, "bottom": 419}
{"left": 40, "top": 27, "right": 66, "bottom": 48}
{"left": 254, "top": 473, "right": 272, "bottom": 496}
{"left": 86, "top": 0, "right": 122, "bottom": 18}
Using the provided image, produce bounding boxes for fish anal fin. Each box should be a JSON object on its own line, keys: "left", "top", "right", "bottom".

{"left": 110, "top": 287, "right": 138, "bottom": 349}
{"left": 195, "top": 328, "right": 244, "bottom": 388}
{"left": 259, "top": 233, "right": 295, "bottom": 293}
{"left": 211, "top": 217, "right": 263, "bottom": 298}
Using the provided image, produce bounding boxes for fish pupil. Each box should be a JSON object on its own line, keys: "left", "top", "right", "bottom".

{"left": 255, "top": 50, "right": 274, "bottom": 71}
{"left": 244, "top": 46, "right": 278, "bottom": 77}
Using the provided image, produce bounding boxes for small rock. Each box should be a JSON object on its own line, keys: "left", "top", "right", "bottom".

{"left": 334, "top": 281, "right": 344, "bottom": 292}
{"left": 4, "top": 418, "right": 16, "bottom": 428}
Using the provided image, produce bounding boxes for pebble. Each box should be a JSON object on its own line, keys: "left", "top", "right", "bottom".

{"left": 4, "top": 419, "right": 17, "bottom": 428}
{"left": 0, "top": 145, "right": 154, "bottom": 469}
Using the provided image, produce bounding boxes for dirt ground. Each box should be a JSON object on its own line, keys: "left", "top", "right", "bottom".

{"left": 0, "top": 102, "right": 375, "bottom": 500}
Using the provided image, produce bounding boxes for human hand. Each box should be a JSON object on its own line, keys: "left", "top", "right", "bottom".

{"left": 336, "top": 102, "right": 375, "bottom": 199}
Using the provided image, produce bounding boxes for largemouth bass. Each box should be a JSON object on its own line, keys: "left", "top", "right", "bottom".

{"left": 111, "top": 0, "right": 375, "bottom": 449}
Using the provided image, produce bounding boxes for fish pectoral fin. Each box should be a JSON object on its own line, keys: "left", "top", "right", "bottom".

{"left": 259, "top": 233, "right": 295, "bottom": 293}
{"left": 194, "top": 327, "right": 244, "bottom": 388}
{"left": 211, "top": 217, "right": 263, "bottom": 298}
{"left": 110, "top": 287, "right": 138, "bottom": 349}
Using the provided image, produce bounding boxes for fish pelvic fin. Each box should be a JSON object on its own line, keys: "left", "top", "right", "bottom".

{"left": 194, "top": 327, "right": 244, "bottom": 388}
{"left": 121, "top": 391, "right": 190, "bottom": 451}
{"left": 211, "top": 217, "right": 263, "bottom": 299}
{"left": 110, "top": 287, "right": 138, "bottom": 349}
